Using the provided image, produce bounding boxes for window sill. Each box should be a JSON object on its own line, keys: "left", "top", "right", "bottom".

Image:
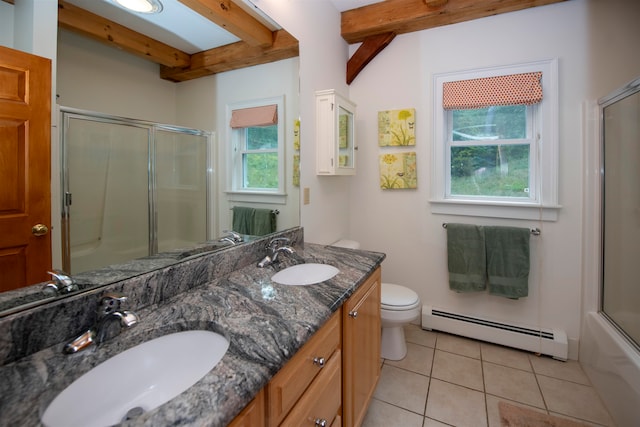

{"left": 429, "top": 199, "right": 561, "bottom": 221}
{"left": 225, "top": 190, "right": 287, "bottom": 204}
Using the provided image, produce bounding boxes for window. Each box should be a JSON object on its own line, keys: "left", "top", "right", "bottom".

{"left": 227, "top": 96, "right": 285, "bottom": 203}
{"left": 431, "top": 60, "right": 559, "bottom": 220}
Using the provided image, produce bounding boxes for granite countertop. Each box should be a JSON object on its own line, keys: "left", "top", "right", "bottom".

{"left": 0, "top": 243, "right": 385, "bottom": 427}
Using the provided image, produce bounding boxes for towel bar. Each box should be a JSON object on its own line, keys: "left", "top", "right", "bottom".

{"left": 231, "top": 207, "right": 279, "bottom": 214}
{"left": 442, "top": 223, "right": 540, "bottom": 235}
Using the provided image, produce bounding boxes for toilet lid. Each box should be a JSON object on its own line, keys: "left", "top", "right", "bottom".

{"left": 381, "top": 283, "right": 420, "bottom": 308}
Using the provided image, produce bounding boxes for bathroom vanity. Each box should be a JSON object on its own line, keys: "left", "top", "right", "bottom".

{"left": 0, "top": 228, "right": 385, "bottom": 427}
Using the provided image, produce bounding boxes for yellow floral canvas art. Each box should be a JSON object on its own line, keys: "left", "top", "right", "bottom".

{"left": 293, "top": 154, "right": 300, "bottom": 187}
{"left": 379, "top": 152, "right": 417, "bottom": 189}
{"left": 378, "top": 108, "right": 416, "bottom": 146}
{"left": 293, "top": 119, "right": 300, "bottom": 151}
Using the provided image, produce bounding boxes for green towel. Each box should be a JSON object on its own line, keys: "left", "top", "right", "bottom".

{"left": 485, "top": 226, "right": 530, "bottom": 299}
{"left": 252, "top": 208, "right": 277, "bottom": 236}
{"left": 232, "top": 207, "right": 254, "bottom": 235}
{"left": 447, "top": 224, "right": 487, "bottom": 292}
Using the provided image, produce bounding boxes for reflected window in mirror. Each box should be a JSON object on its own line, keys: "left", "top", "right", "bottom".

{"left": 228, "top": 96, "right": 286, "bottom": 201}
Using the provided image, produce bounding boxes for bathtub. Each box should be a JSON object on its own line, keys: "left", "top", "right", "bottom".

{"left": 581, "top": 311, "right": 640, "bottom": 427}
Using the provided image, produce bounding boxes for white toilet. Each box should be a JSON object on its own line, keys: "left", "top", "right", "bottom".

{"left": 332, "top": 239, "right": 421, "bottom": 360}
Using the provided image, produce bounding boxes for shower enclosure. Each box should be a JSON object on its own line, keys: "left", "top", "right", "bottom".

{"left": 600, "top": 78, "right": 640, "bottom": 351}
{"left": 61, "top": 108, "right": 212, "bottom": 274}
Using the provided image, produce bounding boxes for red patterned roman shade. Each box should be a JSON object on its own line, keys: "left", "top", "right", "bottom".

{"left": 443, "top": 72, "right": 543, "bottom": 110}
{"left": 230, "top": 105, "right": 278, "bottom": 128}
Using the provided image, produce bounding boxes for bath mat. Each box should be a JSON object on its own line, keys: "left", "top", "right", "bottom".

{"left": 498, "top": 401, "right": 590, "bottom": 427}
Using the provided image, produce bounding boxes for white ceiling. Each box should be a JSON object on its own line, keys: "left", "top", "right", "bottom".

{"left": 63, "top": 0, "right": 384, "bottom": 54}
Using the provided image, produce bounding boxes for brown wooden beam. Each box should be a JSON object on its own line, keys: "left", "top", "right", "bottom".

{"left": 160, "top": 29, "right": 299, "bottom": 82}
{"left": 178, "top": 0, "right": 274, "bottom": 47}
{"left": 347, "top": 32, "right": 396, "bottom": 85}
{"left": 341, "top": 0, "right": 567, "bottom": 44}
{"left": 57, "top": 0, "right": 191, "bottom": 68}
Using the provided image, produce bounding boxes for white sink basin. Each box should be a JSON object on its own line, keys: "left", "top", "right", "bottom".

{"left": 271, "top": 263, "right": 339, "bottom": 286}
{"left": 42, "top": 330, "right": 229, "bottom": 427}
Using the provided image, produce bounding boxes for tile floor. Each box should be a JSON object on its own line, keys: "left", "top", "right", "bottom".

{"left": 362, "top": 325, "right": 615, "bottom": 427}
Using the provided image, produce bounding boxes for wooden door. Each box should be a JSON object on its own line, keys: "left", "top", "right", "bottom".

{"left": 0, "top": 46, "right": 52, "bottom": 291}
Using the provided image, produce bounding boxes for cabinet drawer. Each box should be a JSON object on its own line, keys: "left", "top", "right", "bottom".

{"left": 268, "top": 310, "right": 341, "bottom": 426}
{"left": 279, "top": 348, "right": 342, "bottom": 427}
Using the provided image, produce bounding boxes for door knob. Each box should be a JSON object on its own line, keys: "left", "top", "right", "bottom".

{"left": 32, "top": 224, "right": 49, "bottom": 236}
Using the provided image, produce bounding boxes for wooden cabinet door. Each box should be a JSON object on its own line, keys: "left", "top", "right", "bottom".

{"left": 0, "top": 46, "right": 52, "bottom": 290}
{"left": 342, "top": 267, "right": 381, "bottom": 427}
{"left": 228, "top": 388, "right": 265, "bottom": 427}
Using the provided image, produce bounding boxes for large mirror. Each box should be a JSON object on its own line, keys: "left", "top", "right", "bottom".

{"left": 0, "top": 0, "right": 300, "bottom": 316}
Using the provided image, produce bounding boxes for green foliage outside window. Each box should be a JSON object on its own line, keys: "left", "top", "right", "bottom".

{"left": 244, "top": 126, "right": 278, "bottom": 189}
{"left": 450, "top": 106, "right": 530, "bottom": 198}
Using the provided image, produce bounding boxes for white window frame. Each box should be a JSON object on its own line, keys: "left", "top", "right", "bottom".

{"left": 431, "top": 59, "right": 560, "bottom": 221}
{"left": 225, "top": 96, "right": 286, "bottom": 204}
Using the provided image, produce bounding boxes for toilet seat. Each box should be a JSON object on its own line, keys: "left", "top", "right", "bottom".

{"left": 381, "top": 283, "right": 420, "bottom": 311}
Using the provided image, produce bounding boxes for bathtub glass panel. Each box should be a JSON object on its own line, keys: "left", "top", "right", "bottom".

{"left": 155, "top": 129, "right": 208, "bottom": 253}
{"left": 62, "top": 109, "right": 212, "bottom": 274}
{"left": 601, "top": 83, "right": 640, "bottom": 350}
{"left": 66, "top": 117, "right": 149, "bottom": 274}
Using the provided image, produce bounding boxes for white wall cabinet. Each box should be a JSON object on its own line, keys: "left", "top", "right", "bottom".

{"left": 316, "top": 89, "right": 357, "bottom": 176}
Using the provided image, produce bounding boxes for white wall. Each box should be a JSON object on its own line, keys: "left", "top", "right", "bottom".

{"left": 57, "top": 31, "right": 178, "bottom": 123}
{"left": 0, "top": 2, "right": 14, "bottom": 47}
{"left": 258, "top": 0, "right": 352, "bottom": 245}
{"left": 212, "top": 58, "right": 301, "bottom": 236}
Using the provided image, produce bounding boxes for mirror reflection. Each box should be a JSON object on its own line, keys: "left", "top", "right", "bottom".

{"left": 0, "top": 2, "right": 300, "bottom": 316}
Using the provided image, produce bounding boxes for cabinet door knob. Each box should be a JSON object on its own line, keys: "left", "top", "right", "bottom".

{"left": 314, "top": 419, "right": 327, "bottom": 427}
{"left": 348, "top": 310, "right": 358, "bottom": 319}
{"left": 312, "top": 356, "right": 325, "bottom": 367}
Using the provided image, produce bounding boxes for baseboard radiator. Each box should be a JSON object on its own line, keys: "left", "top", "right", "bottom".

{"left": 422, "top": 305, "right": 568, "bottom": 360}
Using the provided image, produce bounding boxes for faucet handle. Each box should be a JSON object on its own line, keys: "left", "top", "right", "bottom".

{"left": 222, "top": 230, "right": 243, "bottom": 242}
{"left": 45, "top": 270, "right": 78, "bottom": 295}
{"left": 99, "top": 293, "right": 128, "bottom": 314}
{"left": 267, "top": 237, "right": 290, "bottom": 250}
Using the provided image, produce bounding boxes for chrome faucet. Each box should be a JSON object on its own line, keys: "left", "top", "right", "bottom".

{"left": 219, "top": 230, "right": 243, "bottom": 245}
{"left": 64, "top": 293, "right": 139, "bottom": 354}
{"left": 257, "top": 237, "right": 303, "bottom": 268}
{"left": 44, "top": 270, "right": 79, "bottom": 295}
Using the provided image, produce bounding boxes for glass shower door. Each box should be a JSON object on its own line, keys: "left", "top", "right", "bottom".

{"left": 601, "top": 83, "right": 640, "bottom": 350}
{"left": 155, "top": 128, "right": 208, "bottom": 253}
{"left": 64, "top": 116, "right": 150, "bottom": 274}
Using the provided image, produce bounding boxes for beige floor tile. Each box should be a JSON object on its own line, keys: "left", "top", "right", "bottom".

{"left": 431, "top": 349, "right": 484, "bottom": 391}
{"left": 423, "top": 417, "right": 452, "bottom": 427}
{"left": 530, "top": 355, "right": 591, "bottom": 385}
{"left": 483, "top": 361, "right": 545, "bottom": 408}
{"left": 361, "top": 398, "right": 424, "bottom": 427}
{"left": 485, "top": 394, "right": 548, "bottom": 427}
{"left": 385, "top": 342, "right": 434, "bottom": 376}
{"left": 405, "top": 325, "right": 438, "bottom": 348}
{"left": 480, "top": 342, "right": 533, "bottom": 372}
{"left": 373, "top": 364, "right": 430, "bottom": 414}
{"left": 435, "top": 333, "right": 481, "bottom": 359}
{"left": 425, "top": 378, "right": 487, "bottom": 427}
{"left": 537, "top": 375, "right": 614, "bottom": 426}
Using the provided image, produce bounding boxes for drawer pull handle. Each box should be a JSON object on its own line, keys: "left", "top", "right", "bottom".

{"left": 314, "top": 419, "right": 327, "bottom": 427}
{"left": 349, "top": 310, "right": 358, "bottom": 319}
{"left": 313, "top": 356, "right": 325, "bottom": 367}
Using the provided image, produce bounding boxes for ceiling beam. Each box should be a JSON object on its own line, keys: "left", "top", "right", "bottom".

{"left": 178, "top": 0, "right": 274, "bottom": 48}
{"left": 57, "top": 0, "right": 191, "bottom": 68}
{"left": 160, "top": 29, "right": 299, "bottom": 82}
{"left": 346, "top": 32, "right": 396, "bottom": 85}
{"left": 341, "top": 0, "right": 567, "bottom": 44}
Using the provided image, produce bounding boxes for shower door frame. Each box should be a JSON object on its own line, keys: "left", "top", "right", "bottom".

{"left": 60, "top": 107, "right": 212, "bottom": 273}
{"left": 598, "top": 76, "right": 640, "bottom": 353}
